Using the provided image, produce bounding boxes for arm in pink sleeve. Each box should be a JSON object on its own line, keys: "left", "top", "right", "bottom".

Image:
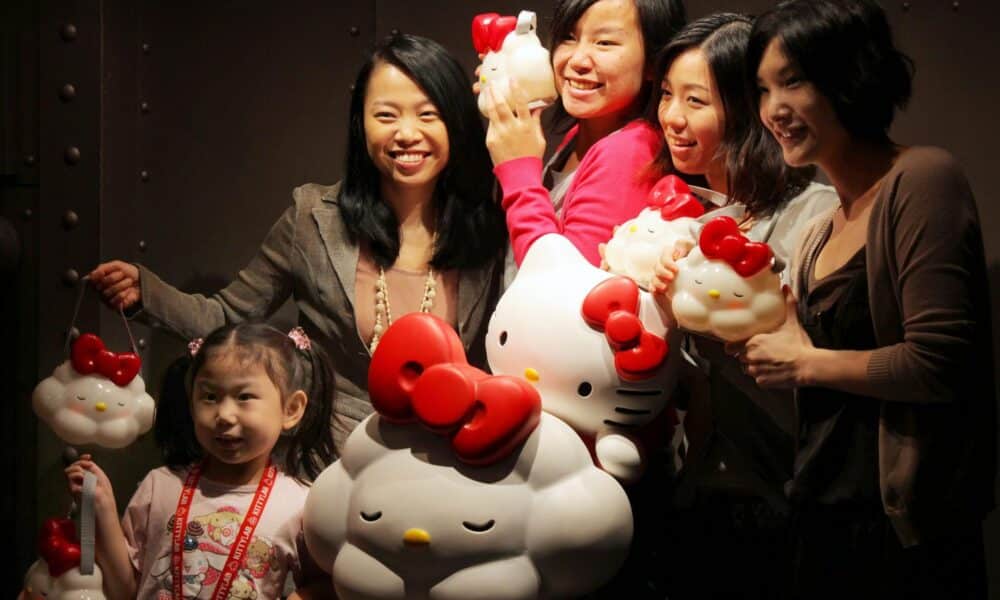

{"left": 494, "top": 156, "right": 558, "bottom": 265}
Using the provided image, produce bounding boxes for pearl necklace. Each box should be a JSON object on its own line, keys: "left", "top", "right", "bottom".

{"left": 370, "top": 266, "right": 437, "bottom": 353}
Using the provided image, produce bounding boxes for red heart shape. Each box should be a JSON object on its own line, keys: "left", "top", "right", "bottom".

{"left": 95, "top": 349, "right": 142, "bottom": 386}
{"left": 581, "top": 277, "right": 640, "bottom": 329}
{"left": 615, "top": 332, "right": 668, "bottom": 381}
{"left": 472, "top": 13, "right": 500, "bottom": 55}
{"left": 659, "top": 192, "right": 704, "bottom": 221}
{"left": 70, "top": 333, "right": 105, "bottom": 375}
{"left": 647, "top": 175, "right": 690, "bottom": 208}
{"left": 487, "top": 16, "right": 518, "bottom": 53}
{"left": 368, "top": 313, "right": 470, "bottom": 423}
{"left": 38, "top": 517, "right": 80, "bottom": 577}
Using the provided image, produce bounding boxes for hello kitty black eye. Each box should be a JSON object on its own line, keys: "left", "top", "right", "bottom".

{"left": 499, "top": 331, "right": 508, "bottom": 346}
{"left": 462, "top": 519, "right": 495, "bottom": 533}
{"left": 694, "top": 279, "right": 703, "bottom": 285}
{"left": 647, "top": 228, "right": 656, "bottom": 234}
{"left": 360, "top": 511, "right": 382, "bottom": 522}
{"left": 577, "top": 382, "right": 593, "bottom": 397}
{"left": 733, "top": 292, "right": 744, "bottom": 298}
{"left": 76, "top": 395, "right": 85, "bottom": 401}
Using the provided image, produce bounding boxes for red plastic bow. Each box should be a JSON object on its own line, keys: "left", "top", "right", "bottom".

{"left": 698, "top": 216, "right": 774, "bottom": 277}
{"left": 39, "top": 518, "right": 81, "bottom": 577}
{"left": 368, "top": 313, "right": 541, "bottom": 465}
{"left": 472, "top": 12, "right": 518, "bottom": 54}
{"left": 647, "top": 175, "right": 705, "bottom": 221}
{"left": 581, "top": 277, "right": 668, "bottom": 381}
{"left": 70, "top": 333, "right": 141, "bottom": 386}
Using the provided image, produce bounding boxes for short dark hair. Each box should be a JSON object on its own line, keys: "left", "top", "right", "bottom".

{"left": 747, "top": 0, "right": 914, "bottom": 142}
{"left": 155, "top": 321, "right": 338, "bottom": 483}
{"left": 548, "top": 0, "right": 687, "bottom": 132}
{"left": 646, "top": 13, "right": 812, "bottom": 216}
{"left": 338, "top": 34, "right": 506, "bottom": 270}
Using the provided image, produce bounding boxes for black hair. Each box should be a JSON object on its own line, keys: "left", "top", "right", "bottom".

{"left": 646, "top": 13, "right": 812, "bottom": 216}
{"left": 338, "top": 33, "right": 506, "bottom": 270}
{"left": 548, "top": 0, "right": 687, "bottom": 133}
{"left": 155, "top": 322, "right": 337, "bottom": 484}
{"left": 747, "top": 0, "right": 914, "bottom": 142}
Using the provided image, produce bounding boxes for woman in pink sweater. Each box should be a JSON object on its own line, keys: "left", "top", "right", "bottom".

{"left": 483, "top": 0, "right": 686, "bottom": 268}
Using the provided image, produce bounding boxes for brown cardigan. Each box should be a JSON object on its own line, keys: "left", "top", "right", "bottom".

{"left": 792, "top": 147, "right": 996, "bottom": 546}
{"left": 135, "top": 183, "right": 504, "bottom": 448}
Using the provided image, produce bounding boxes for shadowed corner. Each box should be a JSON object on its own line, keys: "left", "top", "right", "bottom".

{"left": 985, "top": 260, "right": 1000, "bottom": 599}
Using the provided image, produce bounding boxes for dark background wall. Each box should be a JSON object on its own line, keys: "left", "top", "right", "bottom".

{"left": 3, "top": 0, "right": 998, "bottom": 596}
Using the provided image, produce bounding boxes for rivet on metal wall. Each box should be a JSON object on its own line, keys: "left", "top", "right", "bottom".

{"left": 64, "top": 146, "right": 81, "bottom": 165}
{"left": 137, "top": 338, "right": 147, "bottom": 349}
{"left": 141, "top": 42, "right": 150, "bottom": 54}
{"left": 140, "top": 170, "right": 150, "bottom": 181}
{"left": 138, "top": 240, "right": 148, "bottom": 252}
{"left": 391, "top": 29, "right": 400, "bottom": 36}
{"left": 59, "top": 83, "right": 76, "bottom": 102}
{"left": 62, "top": 210, "right": 79, "bottom": 230}
{"left": 24, "top": 154, "right": 36, "bottom": 166}
{"left": 60, "top": 24, "right": 77, "bottom": 42}
{"left": 62, "top": 268, "right": 80, "bottom": 286}
{"left": 350, "top": 26, "right": 360, "bottom": 37}
{"left": 902, "top": 1, "right": 910, "bottom": 11}
{"left": 21, "top": 209, "right": 33, "bottom": 221}
{"left": 349, "top": 84, "right": 356, "bottom": 93}
{"left": 140, "top": 101, "right": 149, "bottom": 113}
{"left": 952, "top": 1, "right": 959, "bottom": 10}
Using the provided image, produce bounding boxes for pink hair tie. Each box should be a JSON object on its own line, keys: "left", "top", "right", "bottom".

{"left": 188, "top": 337, "right": 204, "bottom": 357}
{"left": 288, "top": 327, "right": 311, "bottom": 351}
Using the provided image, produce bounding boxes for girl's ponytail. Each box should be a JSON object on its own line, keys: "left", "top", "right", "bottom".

{"left": 284, "top": 341, "right": 338, "bottom": 482}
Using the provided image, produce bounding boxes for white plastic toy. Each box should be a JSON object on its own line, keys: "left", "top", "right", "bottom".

{"left": 670, "top": 216, "right": 786, "bottom": 341}
{"left": 33, "top": 333, "right": 155, "bottom": 449}
{"left": 303, "top": 313, "right": 633, "bottom": 600}
{"left": 486, "top": 234, "right": 681, "bottom": 484}
{"left": 21, "top": 518, "right": 106, "bottom": 600}
{"left": 473, "top": 11, "right": 557, "bottom": 116}
{"left": 604, "top": 175, "right": 705, "bottom": 290}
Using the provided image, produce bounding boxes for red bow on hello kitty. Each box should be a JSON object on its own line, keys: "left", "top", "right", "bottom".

{"left": 699, "top": 216, "right": 774, "bottom": 277}
{"left": 647, "top": 175, "right": 705, "bottom": 221}
{"left": 70, "top": 333, "right": 141, "bottom": 386}
{"left": 472, "top": 13, "right": 518, "bottom": 54}
{"left": 368, "top": 313, "right": 541, "bottom": 465}
{"left": 39, "top": 518, "right": 81, "bottom": 577}
{"left": 582, "top": 277, "right": 668, "bottom": 381}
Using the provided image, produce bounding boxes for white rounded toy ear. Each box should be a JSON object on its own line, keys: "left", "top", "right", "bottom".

{"left": 516, "top": 10, "right": 537, "bottom": 34}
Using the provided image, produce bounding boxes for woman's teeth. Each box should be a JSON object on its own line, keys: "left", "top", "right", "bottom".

{"left": 567, "top": 80, "right": 599, "bottom": 91}
{"left": 393, "top": 153, "right": 425, "bottom": 163}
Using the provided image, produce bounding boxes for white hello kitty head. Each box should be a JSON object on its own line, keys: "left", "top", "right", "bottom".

{"left": 486, "top": 234, "right": 681, "bottom": 453}
{"left": 671, "top": 216, "right": 786, "bottom": 341}
{"left": 33, "top": 337, "right": 154, "bottom": 449}
{"left": 303, "top": 313, "right": 633, "bottom": 599}
{"left": 605, "top": 175, "right": 705, "bottom": 290}
{"left": 25, "top": 519, "right": 107, "bottom": 600}
{"left": 473, "top": 11, "right": 557, "bottom": 116}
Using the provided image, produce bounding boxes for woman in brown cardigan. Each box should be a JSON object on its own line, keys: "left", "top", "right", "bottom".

{"left": 739, "top": 0, "right": 995, "bottom": 597}
{"left": 88, "top": 35, "right": 508, "bottom": 449}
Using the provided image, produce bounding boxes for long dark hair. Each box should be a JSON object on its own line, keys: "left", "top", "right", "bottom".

{"left": 548, "top": 0, "right": 687, "bottom": 133}
{"left": 155, "top": 322, "right": 337, "bottom": 483}
{"left": 338, "top": 34, "right": 506, "bottom": 270}
{"left": 747, "top": 0, "right": 913, "bottom": 142}
{"left": 646, "top": 13, "right": 812, "bottom": 216}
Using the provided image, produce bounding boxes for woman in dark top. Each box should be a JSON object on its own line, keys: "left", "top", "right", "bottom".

{"left": 740, "top": 1, "right": 995, "bottom": 597}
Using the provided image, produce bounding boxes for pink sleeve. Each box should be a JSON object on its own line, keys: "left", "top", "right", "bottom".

{"left": 121, "top": 473, "right": 155, "bottom": 572}
{"left": 494, "top": 121, "right": 661, "bottom": 266}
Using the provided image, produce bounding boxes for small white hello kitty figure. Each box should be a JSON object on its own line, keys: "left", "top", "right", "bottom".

{"left": 604, "top": 175, "right": 705, "bottom": 290}
{"left": 473, "top": 11, "right": 557, "bottom": 116}
{"left": 487, "top": 234, "right": 681, "bottom": 484}
{"left": 21, "top": 518, "right": 106, "bottom": 600}
{"left": 303, "top": 313, "right": 632, "bottom": 599}
{"left": 670, "top": 216, "right": 786, "bottom": 342}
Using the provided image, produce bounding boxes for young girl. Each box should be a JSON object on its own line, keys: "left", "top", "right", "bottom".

{"left": 65, "top": 322, "right": 337, "bottom": 600}
{"left": 645, "top": 14, "right": 837, "bottom": 599}
{"left": 483, "top": 0, "right": 686, "bottom": 270}
{"left": 87, "top": 34, "right": 507, "bottom": 448}
{"left": 742, "top": 0, "right": 994, "bottom": 596}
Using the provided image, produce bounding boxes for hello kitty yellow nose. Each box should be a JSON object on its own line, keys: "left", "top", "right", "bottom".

{"left": 403, "top": 528, "right": 431, "bottom": 545}
{"left": 628, "top": 224, "right": 638, "bottom": 233}
{"left": 480, "top": 75, "right": 487, "bottom": 84}
{"left": 708, "top": 289, "right": 721, "bottom": 300}
{"left": 524, "top": 368, "right": 540, "bottom": 382}
{"left": 95, "top": 402, "right": 107, "bottom": 412}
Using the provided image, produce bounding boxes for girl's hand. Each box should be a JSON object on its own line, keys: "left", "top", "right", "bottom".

{"left": 66, "top": 454, "right": 118, "bottom": 516}
{"left": 730, "top": 287, "right": 816, "bottom": 388}
{"left": 472, "top": 53, "right": 485, "bottom": 95}
{"left": 483, "top": 79, "right": 546, "bottom": 166}
{"left": 89, "top": 261, "right": 141, "bottom": 310}
{"left": 651, "top": 239, "right": 694, "bottom": 294}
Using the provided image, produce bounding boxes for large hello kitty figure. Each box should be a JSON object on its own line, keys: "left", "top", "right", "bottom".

{"left": 604, "top": 175, "right": 705, "bottom": 290}
{"left": 486, "top": 234, "right": 682, "bottom": 484}
{"left": 21, "top": 518, "right": 106, "bottom": 600}
{"left": 670, "top": 216, "right": 786, "bottom": 341}
{"left": 303, "top": 314, "right": 633, "bottom": 600}
{"left": 32, "top": 333, "right": 154, "bottom": 448}
{"left": 473, "top": 11, "right": 557, "bottom": 116}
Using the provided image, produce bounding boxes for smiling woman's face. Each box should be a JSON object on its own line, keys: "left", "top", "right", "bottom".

{"left": 658, "top": 48, "right": 725, "bottom": 183}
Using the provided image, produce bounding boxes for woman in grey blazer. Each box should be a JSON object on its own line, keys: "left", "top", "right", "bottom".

{"left": 89, "top": 34, "right": 508, "bottom": 449}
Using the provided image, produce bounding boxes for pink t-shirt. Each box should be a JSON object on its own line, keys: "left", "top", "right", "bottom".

{"left": 121, "top": 465, "right": 309, "bottom": 600}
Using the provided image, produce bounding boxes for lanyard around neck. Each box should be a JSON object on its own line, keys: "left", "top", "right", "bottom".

{"left": 171, "top": 459, "right": 277, "bottom": 600}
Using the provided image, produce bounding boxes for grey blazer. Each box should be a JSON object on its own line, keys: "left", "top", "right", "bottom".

{"left": 137, "top": 183, "right": 504, "bottom": 447}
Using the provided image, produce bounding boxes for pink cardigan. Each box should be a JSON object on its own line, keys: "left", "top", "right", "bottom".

{"left": 494, "top": 119, "right": 663, "bottom": 266}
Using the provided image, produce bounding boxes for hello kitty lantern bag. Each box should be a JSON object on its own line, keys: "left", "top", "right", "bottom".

{"left": 473, "top": 10, "right": 558, "bottom": 116}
